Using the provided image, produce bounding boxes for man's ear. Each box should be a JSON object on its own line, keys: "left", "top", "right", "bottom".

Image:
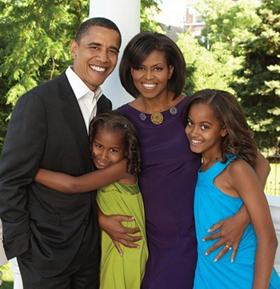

{"left": 70, "top": 40, "right": 78, "bottom": 58}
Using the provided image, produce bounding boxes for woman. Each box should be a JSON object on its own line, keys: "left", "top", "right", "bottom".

{"left": 98, "top": 31, "right": 270, "bottom": 289}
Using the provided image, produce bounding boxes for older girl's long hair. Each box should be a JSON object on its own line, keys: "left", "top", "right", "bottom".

{"left": 89, "top": 110, "right": 142, "bottom": 175}
{"left": 183, "top": 89, "right": 258, "bottom": 167}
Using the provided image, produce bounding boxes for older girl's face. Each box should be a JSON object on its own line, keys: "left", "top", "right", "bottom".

{"left": 185, "top": 103, "right": 227, "bottom": 157}
{"left": 130, "top": 50, "right": 174, "bottom": 100}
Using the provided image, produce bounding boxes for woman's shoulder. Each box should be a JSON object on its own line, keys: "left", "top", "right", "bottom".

{"left": 118, "top": 99, "right": 139, "bottom": 112}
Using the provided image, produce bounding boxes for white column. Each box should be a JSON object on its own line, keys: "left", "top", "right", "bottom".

{"left": 267, "top": 195, "right": 280, "bottom": 274}
{"left": 90, "top": 0, "right": 140, "bottom": 109}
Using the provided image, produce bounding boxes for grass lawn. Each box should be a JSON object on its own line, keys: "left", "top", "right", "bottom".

{"left": 1, "top": 261, "right": 13, "bottom": 289}
{"left": 265, "top": 163, "right": 280, "bottom": 196}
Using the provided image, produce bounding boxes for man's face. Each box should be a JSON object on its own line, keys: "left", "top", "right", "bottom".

{"left": 70, "top": 25, "right": 120, "bottom": 91}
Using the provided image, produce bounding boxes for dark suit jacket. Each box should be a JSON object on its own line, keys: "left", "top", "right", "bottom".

{"left": 0, "top": 72, "right": 112, "bottom": 277}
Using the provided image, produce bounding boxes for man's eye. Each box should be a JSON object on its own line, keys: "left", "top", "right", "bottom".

{"left": 109, "top": 49, "right": 118, "bottom": 55}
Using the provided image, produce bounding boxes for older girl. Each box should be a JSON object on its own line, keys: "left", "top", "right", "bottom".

{"left": 183, "top": 89, "right": 280, "bottom": 288}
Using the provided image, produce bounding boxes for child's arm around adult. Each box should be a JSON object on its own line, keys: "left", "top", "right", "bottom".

{"left": 35, "top": 159, "right": 129, "bottom": 193}
{"left": 229, "top": 158, "right": 277, "bottom": 289}
{"left": 203, "top": 151, "right": 271, "bottom": 261}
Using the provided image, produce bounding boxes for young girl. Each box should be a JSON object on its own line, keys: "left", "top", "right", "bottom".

{"left": 35, "top": 111, "right": 148, "bottom": 289}
{"left": 183, "top": 89, "right": 280, "bottom": 289}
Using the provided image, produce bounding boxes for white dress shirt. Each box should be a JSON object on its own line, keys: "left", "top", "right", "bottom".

{"left": 66, "top": 66, "right": 102, "bottom": 133}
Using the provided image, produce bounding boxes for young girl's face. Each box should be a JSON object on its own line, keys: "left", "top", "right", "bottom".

{"left": 130, "top": 50, "right": 174, "bottom": 100}
{"left": 185, "top": 102, "right": 227, "bottom": 157}
{"left": 91, "top": 128, "right": 126, "bottom": 170}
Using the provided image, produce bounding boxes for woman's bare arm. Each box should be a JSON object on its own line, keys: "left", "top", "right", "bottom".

{"left": 253, "top": 150, "right": 271, "bottom": 189}
{"left": 96, "top": 205, "right": 142, "bottom": 255}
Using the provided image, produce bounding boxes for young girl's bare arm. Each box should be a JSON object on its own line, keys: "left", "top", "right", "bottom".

{"left": 230, "top": 159, "right": 277, "bottom": 289}
{"left": 35, "top": 159, "right": 128, "bottom": 193}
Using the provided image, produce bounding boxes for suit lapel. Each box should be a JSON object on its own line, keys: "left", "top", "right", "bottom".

{"left": 59, "top": 75, "right": 92, "bottom": 170}
{"left": 97, "top": 94, "right": 112, "bottom": 115}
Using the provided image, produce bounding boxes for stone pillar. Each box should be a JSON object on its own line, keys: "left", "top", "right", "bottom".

{"left": 267, "top": 195, "right": 280, "bottom": 274}
{"left": 90, "top": 0, "right": 140, "bottom": 109}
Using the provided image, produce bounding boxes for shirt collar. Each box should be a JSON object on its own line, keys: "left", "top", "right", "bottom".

{"left": 66, "top": 66, "right": 103, "bottom": 101}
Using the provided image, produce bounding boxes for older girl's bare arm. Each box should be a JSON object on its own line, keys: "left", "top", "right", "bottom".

{"left": 229, "top": 159, "right": 277, "bottom": 289}
{"left": 203, "top": 151, "right": 270, "bottom": 261}
{"left": 35, "top": 159, "right": 128, "bottom": 193}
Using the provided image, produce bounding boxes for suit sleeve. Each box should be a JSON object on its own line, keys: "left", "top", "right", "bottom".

{"left": 0, "top": 92, "right": 47, "bottom": 259}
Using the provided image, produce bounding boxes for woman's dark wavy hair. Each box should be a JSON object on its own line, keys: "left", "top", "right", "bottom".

{"left": 89, "top": 110, "right": 141, "bottom": 175}
{"left": 182, "top": 89, "right": 258, "bottom": 167}
{"left": 119, "top": 31, "right": 186, "bottom": 99}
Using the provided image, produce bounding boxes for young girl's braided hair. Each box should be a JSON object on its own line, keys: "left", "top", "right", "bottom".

{"left": 89, "top": 110, "right": 142, "bottom": 175}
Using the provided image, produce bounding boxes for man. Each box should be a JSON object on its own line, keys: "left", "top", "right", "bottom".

{"left": 0, "top": 17, "right": 121, "bottom": 288}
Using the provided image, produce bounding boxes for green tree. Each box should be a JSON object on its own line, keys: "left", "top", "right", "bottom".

{"left": 196, "top": 0, "right": 261, "bottom": 51}
{"left": 0, "top": 0, "right": 164, "bottom": 153}
{"left": 140, "top": 0, "right": 164, "bottom": 33}
{"left": 0, "top": 0, "right": 89, "bottom": 107}
{"left": 175, "top": 0, "right": 259, "bottom": 97}
{"left": 231, "top": 0, "right": 280, "bottom": 147}
{"left": 176, "top": 32, "right": 237, "bottom": 96}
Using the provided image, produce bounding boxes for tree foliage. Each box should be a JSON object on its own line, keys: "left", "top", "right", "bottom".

{"left": 176, "top": 32, "right": 237, "bottom": 96}
{"left": 0, "top": 0, "right": 279, "bottom": 151}
{"left": 231, "top": 0, "right": 280, "bottom": 147}
{"left": 0, "top": 0, "right": 89, "bottom": 107}
{"left": 0, "top": 0, "right": 162, "bottom": 153}
{"left": 140, "top": 0, "right": 164, "bottom": 33}
{"left": 196, "top": 0, "right": 261, "bottom": 51}
{"left": 175, "top": 0, "right": 262, "bottom": 98}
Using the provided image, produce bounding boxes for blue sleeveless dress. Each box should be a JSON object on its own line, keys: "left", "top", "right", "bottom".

{"left": 194, "top": 158, "right": 280, "bottom": 288}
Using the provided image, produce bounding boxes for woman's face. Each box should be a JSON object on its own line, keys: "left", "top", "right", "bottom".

{"left": 130, "top": 50, "right": 174, "bottom": 101}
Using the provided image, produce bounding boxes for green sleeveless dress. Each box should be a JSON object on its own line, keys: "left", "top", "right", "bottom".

{"left": 96, "top": 181, "right": 148, "bottom": 289}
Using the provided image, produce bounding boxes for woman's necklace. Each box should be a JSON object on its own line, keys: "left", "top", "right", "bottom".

{"left": 138, "top": 94, "right": 179, "bottom": 125}
{"left": 151, "top": 111, "right": 164, "bottom": 125}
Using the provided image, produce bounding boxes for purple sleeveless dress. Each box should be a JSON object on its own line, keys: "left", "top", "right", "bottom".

{"left": 119, "top": 97, "right": 201, "bottom": 288}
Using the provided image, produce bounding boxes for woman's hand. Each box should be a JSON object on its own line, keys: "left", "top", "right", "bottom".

{"left": 203, "top": 205, "right": 251, "bottom": 262}
{"left": 98, "top": 211, "right": 142, "bottom": 256}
